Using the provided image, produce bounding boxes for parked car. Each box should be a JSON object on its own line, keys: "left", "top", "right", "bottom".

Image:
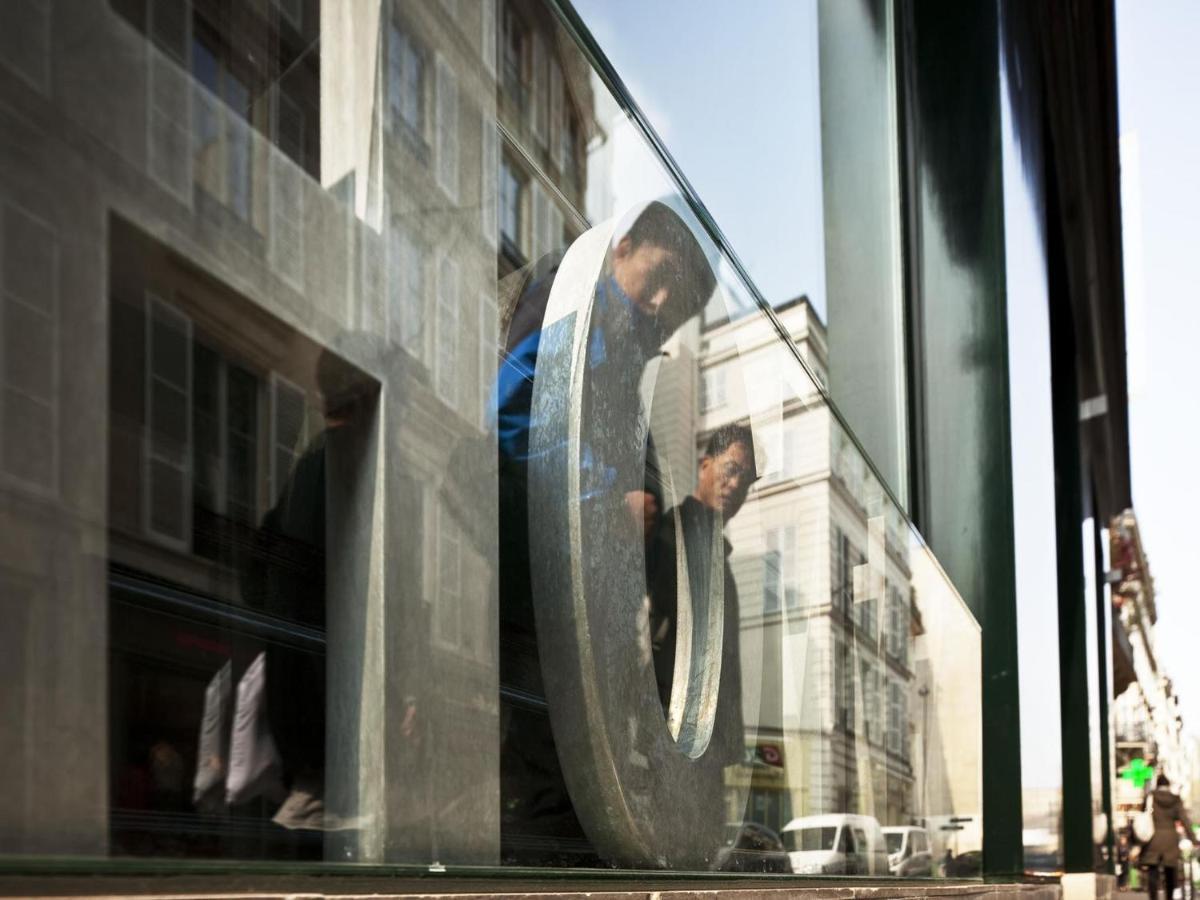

{"left": 883, "top": 826, "right": 934, "bottom": 876}
{"left": 781, "top": 814, "right": 889, "bottom": 875}
{"left": 716, "top": 822, "right": 793, "bottom": 873}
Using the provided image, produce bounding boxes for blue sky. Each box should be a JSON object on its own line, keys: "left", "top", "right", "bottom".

{"left": 572, "top": 0, "right": 827, "bottom": 318}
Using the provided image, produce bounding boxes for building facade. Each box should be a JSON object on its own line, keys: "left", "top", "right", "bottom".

{"left": 0, "top": 0, "right": 1132, "bottom": 895}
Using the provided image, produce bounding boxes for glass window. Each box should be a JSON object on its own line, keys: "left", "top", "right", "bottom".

{"left": 701, "top": 365, "right": 726, "bottom": 412}
{"left": 388, "top": 224, "right": 426, "bottom": 356}
{"left": 499, "top": 156, "right": 523, "bottom": 256}
{"left": 145, "top": 297, "right": 192, "bottom": 547}
{"left": 4, "top": 0, "right": 989, "bottom": 880}
{"left": 389, "top": 24, "right": 426, "bottom": 137}
{"left": 500, "top": 0, "right": 526, "bottom": 108}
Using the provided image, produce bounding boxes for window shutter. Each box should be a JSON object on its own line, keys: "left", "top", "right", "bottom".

{"left": 144, "top": 295, "right": 192, "bottom": 546}
{"left": 436, "top": 55, "right": 459, "bottom": 199}
{"left": 531, "top": 32, "right": 547, "bottom": 144}
{"left": 529, "top": 180, "right": 547, "bottom": 259}
{"left": 549, "top": 61, "right": 564, "bottom": 169}
{"left": 436, "top": 257, "right": 459, "bottom": 407}
{"left": 547, "top": 201, "right": 563, "bottom": 256}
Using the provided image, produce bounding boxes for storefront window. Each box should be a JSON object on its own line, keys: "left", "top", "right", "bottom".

{"left": 0, "top": 0, "right": 982, "bottom": 878}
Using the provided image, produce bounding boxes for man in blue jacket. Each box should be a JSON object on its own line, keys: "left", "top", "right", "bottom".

{"left": 497, "top": 199, "right": 718, "bottom": 865}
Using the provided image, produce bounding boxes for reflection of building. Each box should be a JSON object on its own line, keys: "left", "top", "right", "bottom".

{"left": 0, "top": 0, "right": 606, "bottom": 862}
{"left": 493, "top": 0, "right": 595, "bottom": 277}
{"left": 681, "top": 296, "right": 959, "bottom": 836}
{"left": 0, "top": 0, "right": 1138, "bottom": 892}
{"left": 1109, "top": 510, "right": 1187, "bottom": 828}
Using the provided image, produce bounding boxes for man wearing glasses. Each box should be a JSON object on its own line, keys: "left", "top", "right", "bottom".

{"left": 646, "top": 422, "right": 757, "bottom": 767}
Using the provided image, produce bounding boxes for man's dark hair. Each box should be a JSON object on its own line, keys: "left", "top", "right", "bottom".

{"left": 703, "top": 423, "right": 758, "bottom": 473}
{"left": 624, "top": 201, "right": 717, "bottom": 315}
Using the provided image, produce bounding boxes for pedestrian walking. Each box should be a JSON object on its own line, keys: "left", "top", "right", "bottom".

{"left": 1143, "top": 775, "right": 1195, "bottom": 900}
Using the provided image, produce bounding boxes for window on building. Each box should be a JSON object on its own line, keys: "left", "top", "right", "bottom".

{"left": 144, "top": 296, "right": 192, "bottom": 548}
{"left": 500, "top": 0, "right": 527, "bottom": 111}
{"left": 528, "top": 180, "right": 563, "bottom": 260}
{"left": 700, "top": 365, "right": 726, "bottom": 412}
{"left": 436, "top": 257, "right": 460, "bottom": 408}
{"left": 833, "top": 639, "right": 845, "bottom": 731}
{"left": 121, "top": 0, "right": 322, "bottom": 185}
{"left": 436, "top": 55, "right": 460, "bottom": 199}
{"left": 861, "top": 659, "right": 880, "bottom": 742}
{"left": 189, "top": 33, "right": 255, "bottom": 223}
{"left": 834, "top": 639, "right": 855, "bottom": 734}
{"left": 389, "top": 24, "right": 426, "bottom": 140}
{"left": 549, "top": 58, "right": 566, "bottom": 171}
{"left": 560, "top": 108, "right": 582, "bottom": 190}
{"left": 886, "top": 586, "right": 909, "bottom": 666}
{"left": 531, "top": 32, "right": 548, "bottom": 145}
{"left": 500, "top": 156, "right": 524, "bottom": 258}
{"left": 224, "top": 78, "right": 252, "bottom": 220}
{"left": 832, "top": 529, "right": 857, "bottom": 615}
{"left": 191, "top": 341, "right": 261, "bottom": 562}
{"left": 887, "top": 679, "right": 906, "bottom": 756}
{"left": 782, "top": 420, "right": 801, "bottom": 479}
{"left": 763, "top": 548, "right": 781, "bottom": 615}
{"left": 388, "top": 224, "right": 426, "bottom": 357}
{"left": 765, "top": 526, "right": 799, "bottom": 612}
{"left": 856, "top": 593, "right": 876, "bottom": 641}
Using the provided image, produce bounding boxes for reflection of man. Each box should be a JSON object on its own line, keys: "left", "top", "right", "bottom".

{"left": 497, "top": 201, "right": 717, "bottom": 865}
{"left": 647, "top": 423, "right": 756, "bottom": 765}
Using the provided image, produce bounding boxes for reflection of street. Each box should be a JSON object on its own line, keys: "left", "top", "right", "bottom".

{"left": 0, "top": 0, "right": 998, "bottom": 876}
{"left": 684, "top": 296, "right": 982, "bottom": 872}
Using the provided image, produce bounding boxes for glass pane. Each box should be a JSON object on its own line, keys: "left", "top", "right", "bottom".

{"left": 0, "top": 0, "right": 986, "bottom": 880}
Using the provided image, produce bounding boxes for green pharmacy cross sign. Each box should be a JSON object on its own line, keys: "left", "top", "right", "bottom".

{"left": 1121, "top": 757, "right": 1155, "bottom": 789}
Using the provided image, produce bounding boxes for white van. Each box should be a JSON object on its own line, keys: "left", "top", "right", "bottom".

{"left": 781, "top": 814, "right": 889, "bottom": 875}
{"left": 882, "top": 826, "right": 933, "bottom": 876}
